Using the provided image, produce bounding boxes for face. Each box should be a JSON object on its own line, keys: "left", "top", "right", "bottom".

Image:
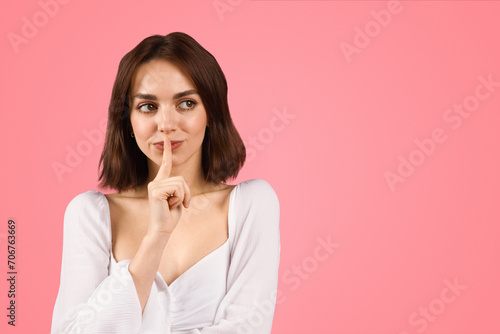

{"left": 129, "top": 58, "right": 207, "bottom": 174}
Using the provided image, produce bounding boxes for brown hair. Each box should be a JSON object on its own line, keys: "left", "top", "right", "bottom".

{"left": 98, "top": 32, "right": 246, "bottom": 193}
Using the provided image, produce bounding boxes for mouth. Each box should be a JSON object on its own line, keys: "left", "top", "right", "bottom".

{"left": 153, "top": 141, "right": 183, "bottom": 151}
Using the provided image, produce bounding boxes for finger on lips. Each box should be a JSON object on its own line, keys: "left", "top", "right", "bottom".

{"left": 152, "top": 136, "right": 191, "bottom": 209}
{"left": 154, "top": 136, "right": 172, "bottom": 181}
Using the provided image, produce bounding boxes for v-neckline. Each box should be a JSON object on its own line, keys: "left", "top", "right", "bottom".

{"left": 100, "top": 184, "right": 239, "bottom": 289}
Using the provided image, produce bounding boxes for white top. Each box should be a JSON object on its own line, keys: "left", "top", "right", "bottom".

{"left": 51, "top": 178, "right": 280, "bottom": 334}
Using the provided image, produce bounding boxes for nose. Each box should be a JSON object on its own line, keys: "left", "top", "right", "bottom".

{"left": 158, "top": 105, "right": 177, "bottom": 133}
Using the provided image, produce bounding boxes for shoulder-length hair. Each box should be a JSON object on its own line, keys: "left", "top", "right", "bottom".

{"left": 98, "top": 32, "right": 246, "bottom": 193}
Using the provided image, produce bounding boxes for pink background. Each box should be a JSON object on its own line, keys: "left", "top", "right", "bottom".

{"left": 2, "top": 0, "right": 500, "bottom": 333}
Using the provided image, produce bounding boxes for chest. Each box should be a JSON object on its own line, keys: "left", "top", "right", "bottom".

{"left": 107, "top": 192, "right": 231, "bottom": 286}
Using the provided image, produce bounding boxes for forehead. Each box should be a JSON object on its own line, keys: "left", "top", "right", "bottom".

{"left": 130, "top": 59, "right": 196, "bottom": 95}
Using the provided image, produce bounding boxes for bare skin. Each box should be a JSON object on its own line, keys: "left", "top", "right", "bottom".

{"left": 106, "top": 135, "right": 236, "bottom": 313}
{"left": 104, "top": 59, "right": 237, "bottom": 313}
{"left": 105, "top": 180, "right": 235, "bottom": 286}
{"left": 106, "top": 179, "right": 234, "bottom": 285}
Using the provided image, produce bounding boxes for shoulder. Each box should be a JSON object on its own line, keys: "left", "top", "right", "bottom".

{"left": 65, "top": 190, "right": 107, "bottom": 215}
{"left": 233, "top": 178, "right": 279, "bottom": 207}
{"left": 228, "top": 179, "right": 280, "bottom": 248}
{"left": 230, "top": 179, "right": 280, "bottom": 229}
{"left": 62, "top": 190, "right": 112, "bottom": 254}
{"left": 64, "top": 190, "right": 110, "bottom": 234}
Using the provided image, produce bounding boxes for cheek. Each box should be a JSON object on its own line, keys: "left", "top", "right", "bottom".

{"left": 181, "top": 114, "right": 207, "bottom": 137}
{"left": 130, "top": 115, "right": 155, "bottom": 138}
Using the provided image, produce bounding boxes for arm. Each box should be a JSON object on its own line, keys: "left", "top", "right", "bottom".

{"left": 129, "top": 231, "right": 169, "bottom": 313}
{"left": 51, "top": 191, "right": 144, "bottom": 334}
{"left": 190, "top": 179, "right": 281, "bottom": 334}
{"left": 129, "top": 134, "right": 190, "bottom": 314}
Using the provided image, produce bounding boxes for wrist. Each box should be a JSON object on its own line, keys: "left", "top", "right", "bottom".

{"left": 145, "top": 229, "right": 171, "bottom": 245}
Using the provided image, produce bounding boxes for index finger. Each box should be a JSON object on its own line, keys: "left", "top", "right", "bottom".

{"left": 154, "top": 136, "right": 172, "bottom": 180}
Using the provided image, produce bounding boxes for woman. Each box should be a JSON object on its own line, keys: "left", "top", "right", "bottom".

{"left": 51, "top": 32, "right": 280, "bottom": 333}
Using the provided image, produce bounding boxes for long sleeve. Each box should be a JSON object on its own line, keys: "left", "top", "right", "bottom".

{"left": 187, "top": 179, "right": 281, "bottom": 334}
{"left": 51, "top": 191, "right": 143, "bottom": 334}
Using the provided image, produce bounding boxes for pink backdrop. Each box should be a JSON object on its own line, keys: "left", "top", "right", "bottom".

{"left": 2, "top": 1, "right": 500, "bottom": 333}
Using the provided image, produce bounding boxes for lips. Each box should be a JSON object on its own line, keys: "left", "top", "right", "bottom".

{"left": 153, "top": 140, "right": 183, "bottom": 150}
{"left": 153, "top": 140, "right": 182, "bottom": 146}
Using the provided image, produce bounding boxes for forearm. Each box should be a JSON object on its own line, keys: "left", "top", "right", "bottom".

{"left": 128, "top": 232, "right": 170, "bottom": 313}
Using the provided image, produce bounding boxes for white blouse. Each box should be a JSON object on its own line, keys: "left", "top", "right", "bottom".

{"left": 51, "top": 178, "right": 280, "bottom": 334}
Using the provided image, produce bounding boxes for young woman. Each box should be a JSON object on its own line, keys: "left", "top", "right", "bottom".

{"left": 51, "top": 32, "right": 280, "bottom": 333}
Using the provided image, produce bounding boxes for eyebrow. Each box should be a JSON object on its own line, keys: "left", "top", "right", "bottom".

{"left": 132, "top": 89, "right": 199, "bottom": 101}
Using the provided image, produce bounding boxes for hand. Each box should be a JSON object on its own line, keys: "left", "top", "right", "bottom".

{"left": 147, "top": 136, "right": 191, "bottom": 235}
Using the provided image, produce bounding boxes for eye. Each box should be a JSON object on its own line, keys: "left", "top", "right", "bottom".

{"left": 178, "top": 100, "right": 197, "bottom": 110}
{"left": 138, "top": 103, "right": 157, "bottom": 113}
